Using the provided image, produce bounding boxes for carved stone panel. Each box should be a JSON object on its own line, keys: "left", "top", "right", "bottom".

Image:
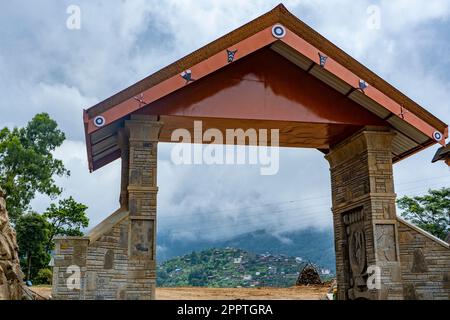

{"left": 375, "top": 224, "right": 397, "bottom": 262}
{"left": 130, "top": 219, "right": 154, "bottom": 259}
{"left": 343, "top": 207, "right": 370, "bottom": 299}
{"left": 411, "top": 248, "right": 428, "bottom": 273}
{"left": 104, "top": 249, "right": 114, "bottom": 269}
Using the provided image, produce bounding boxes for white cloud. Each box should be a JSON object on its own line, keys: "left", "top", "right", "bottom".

{"left": 380, "top": 0, "right": 450, "bottom": 29}
{"left": 31, "top": 140, "right": 121, "bottom": 228}
{"left": 157, "top": 145, "right": 332, "bottom": 241}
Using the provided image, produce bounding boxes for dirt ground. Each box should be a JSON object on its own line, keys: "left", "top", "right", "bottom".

{"left": 31, "top": 285, "right": 329, "bottom": 300}
{"left": 156, "top": 286, "right": 329, "bottom": 300}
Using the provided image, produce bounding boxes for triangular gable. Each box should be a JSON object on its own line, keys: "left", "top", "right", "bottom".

{"left": 84, "top": 4, "right": 448, "bottom": 171}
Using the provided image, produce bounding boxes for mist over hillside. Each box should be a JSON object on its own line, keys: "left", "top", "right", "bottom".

{"left": 157, "top": 228, "right": 336, "bottom": 272}
{"left": 157, "top": 248, "right": 334, "bottom": 288}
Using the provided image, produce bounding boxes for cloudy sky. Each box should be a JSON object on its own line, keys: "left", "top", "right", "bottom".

{"left": 1, "top": 0, "right": 449, "bottom": 242}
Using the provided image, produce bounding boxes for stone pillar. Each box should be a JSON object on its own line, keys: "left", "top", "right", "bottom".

{"left": 124, "top": 114, "right": 162, "bottom": 300}
{"left": 325, "top": 127, "right": 403, "bottom": 300}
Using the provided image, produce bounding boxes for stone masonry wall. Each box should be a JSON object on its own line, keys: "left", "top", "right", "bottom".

{"left": 398, "top": 218, "right": 450, "bottom": 300}
{"left": 84, "top": 218, "right": 129, "bottom": 300}
{"left": 52, "top": 237, "right": 89, "bottom": 300}
{"left": 53, "top": 219, "right": 129, "bottom": 300}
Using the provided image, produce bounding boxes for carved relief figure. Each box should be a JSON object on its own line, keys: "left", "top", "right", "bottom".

{"left": 343, "top": 208, "right": 370, "bottom": 299}
{"left": 375, "top": 224, "right": 397, "bottom": 262}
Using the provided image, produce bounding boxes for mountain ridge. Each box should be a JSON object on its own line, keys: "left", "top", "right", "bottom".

{"left": 157, "top": 228, "right": 335, "bottom": 272}
{"left": 157, "top": 247, "right": 334, "bottom": 288}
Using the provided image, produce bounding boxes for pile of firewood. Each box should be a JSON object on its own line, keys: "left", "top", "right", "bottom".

{"left": 296, "top": 263, "right": 322, "bottom": 286}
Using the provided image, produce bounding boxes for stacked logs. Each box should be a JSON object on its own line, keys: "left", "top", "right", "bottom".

{"left": 296, "top": 263, "right": 323, "bottom": 286}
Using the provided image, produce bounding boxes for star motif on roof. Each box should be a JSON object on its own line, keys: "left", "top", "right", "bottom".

{"left": 133, "top": 93, "right": 148, "bottom": 107}
{"left": 181, "top": 70, "right": 195, "bottom": 84}
{"left": 318, "top": 53, "right": 327, "bottom": 67}
{"left": 358, "top": 79, "right": 368, "bottom": 92}
{"left": 227, "top": 49, "right": 238, "bottom": 63}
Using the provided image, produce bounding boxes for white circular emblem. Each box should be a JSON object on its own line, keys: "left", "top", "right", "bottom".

{"left": 272, "top": 24, "right": 286, "bottom": 39}
{"left": 432, "top": 131, "right": 443, "bottom": 141}
{"left": 94, "top": 116, "right": 106, "bottom": 127}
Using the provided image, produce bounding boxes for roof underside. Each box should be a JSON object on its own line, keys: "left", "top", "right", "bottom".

{"left": 84, "top": 4, "right": 448, "bottom": 172}
{"left": 432, "top": 145, "right": 450, "bottom": 163}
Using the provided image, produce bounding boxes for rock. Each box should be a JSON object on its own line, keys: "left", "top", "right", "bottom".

{"left": 0, "top": 187, "right": 28, "bottom": 300}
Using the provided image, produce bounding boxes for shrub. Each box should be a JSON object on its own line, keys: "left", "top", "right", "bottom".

{"left": 34, "top": 268, "right": 53, "bottom": 285}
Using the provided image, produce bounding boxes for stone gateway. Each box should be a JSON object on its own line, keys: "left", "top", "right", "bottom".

{"left": 52, "top": 5, "right": 450, "bottom": 300}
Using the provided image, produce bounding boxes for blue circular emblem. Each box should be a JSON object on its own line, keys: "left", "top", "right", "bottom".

{"left": 433, "top": 131, "right": 442, "bottom": 141}
{"left": 272, "top": 25, "right": 286, "bottom": 38}
{"left": 94, "top": 116, "right": 106, "bottom": 127}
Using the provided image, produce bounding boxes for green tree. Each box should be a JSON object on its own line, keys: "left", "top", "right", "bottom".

{"left": 43, "top": 196, "right": 89, "bottom": 251}
{"left": 397, "top": 188, "right": 450, "bottom": 240}
{"left": 188, "top": 267, "right": 208, "bottom": 287}
{"left": 0, "top": 113, "right": 69, "bottom": 221}
{"left": 189, "top": 251, "right": 199, "bottom": 264}
{"left": 15, "top": 213, "right": 51, "bottom": 281}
